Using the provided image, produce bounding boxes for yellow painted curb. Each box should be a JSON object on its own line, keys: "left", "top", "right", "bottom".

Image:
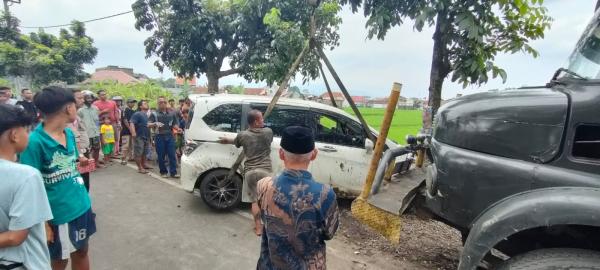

{"left": 351, "top": 197, "right": 401, "bottom": 244}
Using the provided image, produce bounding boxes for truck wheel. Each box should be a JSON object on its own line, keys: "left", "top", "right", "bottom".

{"left": 199, "top": 170, "right": 242, "bottom": 211}
{"left": 497, "top": 248, "right": 600, "bottom": 270}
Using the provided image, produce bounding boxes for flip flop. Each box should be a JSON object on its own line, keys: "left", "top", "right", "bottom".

{"left": 138, "top": 170, "right": 149, "bottom": 174}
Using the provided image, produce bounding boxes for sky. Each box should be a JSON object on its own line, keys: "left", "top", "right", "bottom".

{"left": 9, "top": 0, "right": 596, "bottom": 99}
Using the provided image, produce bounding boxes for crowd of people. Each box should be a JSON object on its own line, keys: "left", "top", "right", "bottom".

{"left": 1, "top": 85, "right": 340, "bottom": 270}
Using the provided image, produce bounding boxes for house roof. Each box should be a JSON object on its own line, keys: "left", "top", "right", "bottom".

{"left": 244, "top": 88, "right": 267, "bottom": 96}
{"left": 88, "top": 70, "right": 140, "bottom": 84}
{"left": 176, "top": 76, "right": 197, "bottom": 86}
{"left": 319, "top": 91, "right": 344, "bottom": 100}
{"left": 351, "top": 96, "right": 368, "bottom": 103}
{"left": 193, "top": 87, "right": 209, "bottom": 94}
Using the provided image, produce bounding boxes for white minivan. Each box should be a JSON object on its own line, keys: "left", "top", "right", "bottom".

{"left": 180, "top": 94, "right": 400, "bottom": 210}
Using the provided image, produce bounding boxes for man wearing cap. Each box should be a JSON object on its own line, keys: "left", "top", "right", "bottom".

{"left": 120, "top": 98, "right": 137, "bottom": 165}
{"left": 256, "top": 126, "right": 339, "bottom": 270}
{"left": 219, "top": 109, "right": 273, "bottom": 236}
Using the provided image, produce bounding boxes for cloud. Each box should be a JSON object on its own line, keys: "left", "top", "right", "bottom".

{"left": 9, "top": 0, "right": 597, "bottom": 98}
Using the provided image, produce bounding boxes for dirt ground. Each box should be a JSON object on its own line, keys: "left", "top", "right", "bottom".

{"left": 337, "top": 200, "right": 462, "bottom": 270}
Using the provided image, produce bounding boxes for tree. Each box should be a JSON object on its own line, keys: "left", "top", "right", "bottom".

{"left": 86, "top": 81, "right": 174, "bottom": 108}
{"left": 0, "top": 14, "right": 98, "bottom": 87}
{"left": 342, "top": 0, "right": 552, "bottom": 116}
{"left": 132, "top": 0, "right": 341, "bottom": 93}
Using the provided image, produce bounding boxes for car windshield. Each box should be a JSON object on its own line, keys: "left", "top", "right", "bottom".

{"left": 568, "top": 11, "right": 600, "bottom": 79}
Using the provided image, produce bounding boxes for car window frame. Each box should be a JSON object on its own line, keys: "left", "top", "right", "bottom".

{"left": 202, "top": 102, "right": 244, "bottom": 133}
{"left": 310, "top": 108, "right": 367, "bottom": 149}
{"left": 244, "top": 101, "right": 315, "bottom": 138}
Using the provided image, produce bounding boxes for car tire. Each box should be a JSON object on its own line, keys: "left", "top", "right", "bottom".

{"left": 496, "top": 248, "right": 600, "bottom": 270}
{"left": 199, "top": 170, "right": 242, "bottom": 211}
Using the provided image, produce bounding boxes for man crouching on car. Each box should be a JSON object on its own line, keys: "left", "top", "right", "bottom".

{"left": 219, "top": 110, "right": 273, "bottom": 236}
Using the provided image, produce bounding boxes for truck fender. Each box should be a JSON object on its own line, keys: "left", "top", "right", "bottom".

{"left": 458, "top": 187, "right": 600, "bottom": 270}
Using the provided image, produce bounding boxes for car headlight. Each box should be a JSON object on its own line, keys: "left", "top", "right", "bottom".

{"left": 184, "top": 140, "right": 201, "bottom": 156}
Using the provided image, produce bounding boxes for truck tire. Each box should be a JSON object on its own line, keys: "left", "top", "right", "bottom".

{"left": 199, "top": 170, "right": 242, "bottom": 211}
{"left": 496, "top": 248, "right": 600, "bottom": 270}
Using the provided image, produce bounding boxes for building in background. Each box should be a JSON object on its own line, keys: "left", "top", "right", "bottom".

{"left": 351, "top": 96, "right": 369, "bottom": 107}
{"left": 87, "top": 66, "right": 149, "bottom": 84}
{"left": 176, "top": 76, "right": 197, "bottom": 87}
{"left": 319, "top": 92, "right": 347, "bottom": 108}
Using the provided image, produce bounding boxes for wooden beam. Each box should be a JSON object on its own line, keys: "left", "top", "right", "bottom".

{"left": 317, "top": 46, "right": 376, "bottom": 142}
{"left": 319, "top": 61, "right": 338, "bottom": 108}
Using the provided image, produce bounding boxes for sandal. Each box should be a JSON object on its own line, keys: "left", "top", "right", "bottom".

{"left": 138, "top": 169, "right": 149, "bottom": 174}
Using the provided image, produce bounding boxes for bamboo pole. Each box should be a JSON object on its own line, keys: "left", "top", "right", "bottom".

{"left": 317, "top": 46, "right": 376, "bottom": 142}
{"left": 359, "top": 83, "right": 402, "bottom": 199}
{"left": 319, "top": 62, "right": 338, "bottom": 108}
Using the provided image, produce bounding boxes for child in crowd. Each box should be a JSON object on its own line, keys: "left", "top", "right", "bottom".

{"left": 20, "top": 86, "right": 95, "bottom": 270}
{"left": 100, "top": 117, "right": 115, "bottom": 164}
{"left": 0, "top": 104, "right": 53, "bottom": 270}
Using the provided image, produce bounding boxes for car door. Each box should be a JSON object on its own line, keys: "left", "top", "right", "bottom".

{"left": 245, "top": 102, "right": 317, "bottom": 177}
{"left": 309, "top": 110, "right": 372, "bottom": 196}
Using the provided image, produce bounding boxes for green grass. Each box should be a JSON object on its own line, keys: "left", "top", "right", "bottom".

{"left": 344, "top": 108, "right": 422, "bottom": 143}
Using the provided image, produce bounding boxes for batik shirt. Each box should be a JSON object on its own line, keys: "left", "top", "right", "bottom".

{"left": 257, "top": 170, "right": 339, "bottom": 270}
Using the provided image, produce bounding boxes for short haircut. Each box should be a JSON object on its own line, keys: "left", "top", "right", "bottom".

{"left": 178, "top": 98, "right": 185, "bottom": 103}
{"left": 168, "top": 98, "right": 175, "bottom": 102}
{"left": 247, "top": 109, "right": 262, "bottom": 125}
{"left": 34, "top": 86, "right": 76, "bottom": 115}
{"left": 72, "top": 89, "right": 82, "bottom": 93}
{"left": 0, "top": 104, "right": 34, "bottom": 135}
{"left": 137, "top": 100, "right": 146, "bottom": 109}
{"left": 97, "top": 89, "right": 106, "bottom": 95}
{"left": 0, "top": 86, "right": 10, "bottom": 92}
{"left": 21, "top": 88, "right": 30, "bottom": 93}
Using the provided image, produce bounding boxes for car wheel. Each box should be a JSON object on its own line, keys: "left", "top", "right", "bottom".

{"left": 199, "top": 170, "right": 242, "bottom": 211}
{"left": 496, "top": 248, "right": 600, "bottom": 270}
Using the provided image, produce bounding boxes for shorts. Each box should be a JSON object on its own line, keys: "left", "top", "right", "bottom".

{"left": 89, "top": 137, "right": 100, "bottom": 150}
{"left": 244, "top": 169, "right": 271, "bottom": 202}
{"left": 48, "top": 208, "right": 96, "bottom": 260}
{"left": 134, "top": 137, "right": 150, "bottom": 158}
{"left": 102, "top": 143, "right": 114, "bottom": 155}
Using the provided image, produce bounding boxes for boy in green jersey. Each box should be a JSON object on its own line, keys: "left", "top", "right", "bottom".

{"left": 20, "top": 86, "right": 95, "bottom": 270}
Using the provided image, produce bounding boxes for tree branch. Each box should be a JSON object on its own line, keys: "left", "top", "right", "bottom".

{"left": 219, "top": 68, "right": 241, "bottom": 77}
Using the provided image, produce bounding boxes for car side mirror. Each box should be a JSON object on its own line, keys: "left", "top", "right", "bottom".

{"left": 365, "top": 140, "right": 374, "bottom": 154}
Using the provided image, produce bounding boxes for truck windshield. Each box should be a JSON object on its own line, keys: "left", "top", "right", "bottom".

{"left": 568, "top": 11, "right": 600, "bottom": 79}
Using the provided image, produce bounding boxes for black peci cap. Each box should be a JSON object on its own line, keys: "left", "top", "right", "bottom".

{"left": 280, "top": 126, "right": 315, "bottom": 154}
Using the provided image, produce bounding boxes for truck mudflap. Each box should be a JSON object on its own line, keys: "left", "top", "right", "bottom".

{"left": 458, "top": 187, "right": 600, "bottom": 270}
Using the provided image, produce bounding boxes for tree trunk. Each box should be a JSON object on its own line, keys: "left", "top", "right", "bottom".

{"left": 424, "top": 10, "right": 451, "bottom": 132}
{"left": 206, "top": 71, "right": 219, "bottom": 94}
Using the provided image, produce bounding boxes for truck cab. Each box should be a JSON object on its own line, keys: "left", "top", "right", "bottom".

{"left": 421, "top": 10, "right": 600, "bottom": 270}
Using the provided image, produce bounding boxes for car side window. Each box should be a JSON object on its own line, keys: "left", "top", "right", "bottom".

{"left": 572, "top": 124, "right": 600, "bottom": 160}
{"left": 250, "top": 105, "right": 314, "bottom": 137}
{"left": 202, "top": 104, "right": 242, "bottom": 132}
{"left": 314, "top": 112, "right": 366, "bottom": 148}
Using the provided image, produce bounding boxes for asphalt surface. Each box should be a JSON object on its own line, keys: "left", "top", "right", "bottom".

{"left": 87, "top": 163, "right": 417, "bottom": 270}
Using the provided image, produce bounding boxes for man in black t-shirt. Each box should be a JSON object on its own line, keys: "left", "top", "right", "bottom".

{"left": 120, "top": 98, "right": 137, "bottom": 165}
{"left": 16, "top": 89, "right": 38, "bottom": 125}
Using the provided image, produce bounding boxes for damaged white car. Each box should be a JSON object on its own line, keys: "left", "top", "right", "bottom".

{"left": 180, "top": 94, "right": 400, "bottom": 210}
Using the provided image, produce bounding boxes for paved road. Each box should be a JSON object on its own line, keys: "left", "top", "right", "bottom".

{"left": 87, "top": 163, "right": 420, "bottom": 270}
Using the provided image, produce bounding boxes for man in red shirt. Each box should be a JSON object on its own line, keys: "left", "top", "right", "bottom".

{"left": 93, "top": 90, "right": 119, "bottom": 159}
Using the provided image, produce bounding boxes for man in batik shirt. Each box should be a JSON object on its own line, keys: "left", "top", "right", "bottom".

{"left": 256, "top": 126, "right": 339, "bottom": 270}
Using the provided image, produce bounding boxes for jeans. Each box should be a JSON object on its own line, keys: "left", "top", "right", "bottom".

{"left": 155, "top": 134, "right": 177, "bottom": 175}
